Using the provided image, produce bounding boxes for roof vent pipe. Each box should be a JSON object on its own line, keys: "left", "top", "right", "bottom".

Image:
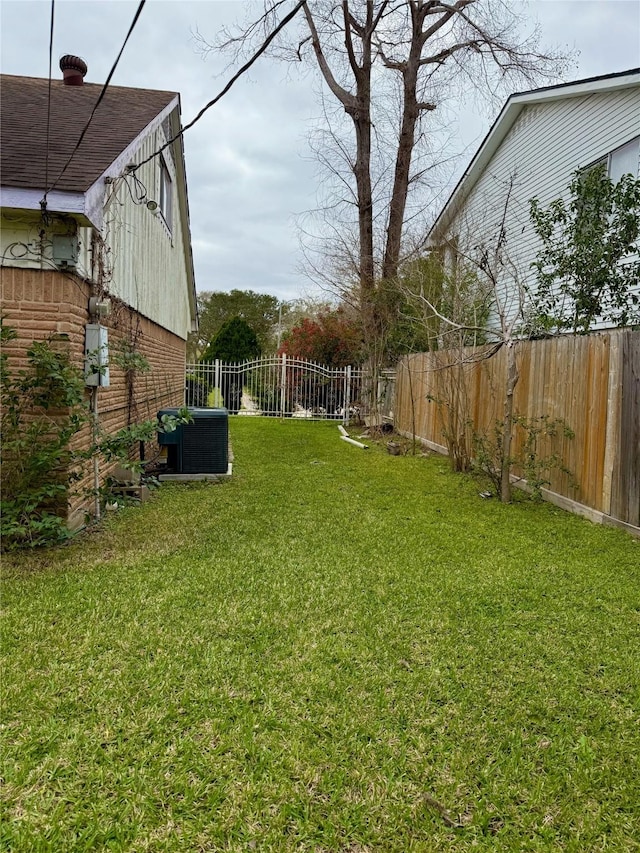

{"left": 60, "top": 55, "right": 87, "bottom": 86}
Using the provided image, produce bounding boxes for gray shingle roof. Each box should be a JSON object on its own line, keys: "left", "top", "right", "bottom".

{"left": 1, "top": 75, "right": 177, "bottom": 193}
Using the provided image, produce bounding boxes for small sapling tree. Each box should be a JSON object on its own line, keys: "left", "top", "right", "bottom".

{"left": 401, "top": 179, "right": 527, "bottom": 499}
{"left": 529, "top": 164, "right": 640, "bottom": 334}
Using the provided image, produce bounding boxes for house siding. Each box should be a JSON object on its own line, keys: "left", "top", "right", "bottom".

{"left": 101, "top": 117, "right": 193, "bottom": 341}
{"left": 1, "top": 266, "right": 185, "bottom": 528}
{"left": 437, "top": 86, "right": 640, "bottom": 327}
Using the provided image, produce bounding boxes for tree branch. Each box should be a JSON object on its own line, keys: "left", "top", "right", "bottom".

{"left": 342, "top": 1, "right": 362, "bottom": 80}
{"left": 303, "top": 3, "right": 357, "bottom": 110}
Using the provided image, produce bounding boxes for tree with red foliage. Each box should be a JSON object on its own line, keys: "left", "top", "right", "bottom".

{"left": 278, "top": 310, "right": 362, "bottom": 367}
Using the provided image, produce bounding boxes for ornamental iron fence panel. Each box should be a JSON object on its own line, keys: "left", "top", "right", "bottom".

{"left": 185, "top": 356, "right": 364, "bottom": 424}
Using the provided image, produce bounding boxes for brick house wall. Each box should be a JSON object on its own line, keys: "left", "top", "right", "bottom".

{"left": 1, "top": 266, "right": 186, "bottom": 528}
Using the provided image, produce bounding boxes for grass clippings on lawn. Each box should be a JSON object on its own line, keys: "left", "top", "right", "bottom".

{"left": 2, "top": 419, "right": 639, "bottom": 852}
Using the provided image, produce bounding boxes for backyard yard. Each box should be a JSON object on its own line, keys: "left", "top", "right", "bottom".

{"left": 2, "top": 419, "right": 639, "bottom": 852}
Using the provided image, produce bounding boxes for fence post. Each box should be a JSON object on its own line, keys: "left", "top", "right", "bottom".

{"left": 344, "top": 365, "right": 352, "bottom": 426}
{"left": 215, "top": 359, "right": 221, "bottom": 407}
{"left": 280, "top": 353, "right": 287, "bottom": 418}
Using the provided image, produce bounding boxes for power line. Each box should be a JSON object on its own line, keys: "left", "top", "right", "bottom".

{"left": 42, "top": 0, "right": 55, "bottom": 216}
{"left": 42, "top": 0, "right": 146, "bottom": 203}
{"left": 131, "top": 0, "right": 307, "bottom": 174}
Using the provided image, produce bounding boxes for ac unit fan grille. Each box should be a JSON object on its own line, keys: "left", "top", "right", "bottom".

{"left": 182, "top": 419, "right": 228, "bottom": 474}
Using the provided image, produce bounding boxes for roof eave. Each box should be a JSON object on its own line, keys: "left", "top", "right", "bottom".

{"left": 0, "top": 186, "right": 95, "bottom": 226}
{"left": 0, "top": 96, "right": 183, "bottom": 230}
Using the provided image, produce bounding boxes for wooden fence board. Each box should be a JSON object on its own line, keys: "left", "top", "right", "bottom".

{"left": 602, "top": 333, "right": 622, "bottom": 517}
{"left": 613, "top": 330, "right": 640, "bottom": 526}
{"left": 394, "top": 330, "right": 639, "bottom": 531}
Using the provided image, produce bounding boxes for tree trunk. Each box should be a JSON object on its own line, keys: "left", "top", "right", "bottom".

{"left": 382, "top": 15, "right": 423, "bottom": 283}
{"left": 500, "top": 341, "right": 519, "bottom": 502}
{"left": 351, "top": 99, "right": 375, "bottom": 322}
{"left": 303, "top": 1, "right": 376, "bottom": 335}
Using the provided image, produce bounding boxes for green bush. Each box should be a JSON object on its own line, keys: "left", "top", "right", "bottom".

{"left": 1, "top": 321, "right": 88, "bottom": 549}
{"left": 200, "top": 317, "right": 261, "bottom": 364}
{"left": 1, "top": 321, "right": 191, "bottom": 550}
{"left": 472, "top": 414, "right": 576, "bottom": 500}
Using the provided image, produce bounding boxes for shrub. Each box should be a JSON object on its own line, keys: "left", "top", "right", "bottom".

{"left": 200, "top": 317, "right": 261, "bottom": 364}
{"left": 472, "top": 414, "right": 576, "bottom": 500}
{"left": 1, "top": 321, "right": 192, "bottom": 550}
{"left": 1, "top": 322, "right": 88, "bottom": 549}
{"left": 278, "top": 309, "right": 362, "bottom": 367}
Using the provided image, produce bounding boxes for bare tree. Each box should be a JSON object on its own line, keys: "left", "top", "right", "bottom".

{"left": 202, "top": 1, "right": 566, "bottom": 342}
{"left": 401, "top": 176, "right": 530, "bottom": 500}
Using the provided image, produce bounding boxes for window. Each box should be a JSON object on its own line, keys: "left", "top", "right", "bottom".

{"left": 608, "top": 137, "right": 639, "bottom": 183}
{"left": 582, "top": 137, "right": 640, "bottom": 183}
{"left": 159, "top": 157, "right": 173, "bottom": 232}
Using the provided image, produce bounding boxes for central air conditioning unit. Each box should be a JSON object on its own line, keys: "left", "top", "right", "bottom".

{"left": 157, "top": 407, "right": 229, "bottom": 475}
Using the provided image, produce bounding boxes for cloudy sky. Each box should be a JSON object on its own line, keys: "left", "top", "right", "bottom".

{"left": 1, "top": 0, "right": 639, "bottom": 302}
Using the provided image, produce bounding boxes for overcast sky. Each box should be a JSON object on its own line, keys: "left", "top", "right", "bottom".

{"left": 1, "top": 0, "right": 639, "bottom": 302}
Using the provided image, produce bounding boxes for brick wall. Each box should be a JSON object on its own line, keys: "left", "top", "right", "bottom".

{"left": 1, "top": 266, "right": 186, "bottom": 528}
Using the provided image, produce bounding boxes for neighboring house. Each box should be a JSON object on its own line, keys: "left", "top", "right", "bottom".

{"left": 1, "top": 57, "right": 198, "bottom": 527}
{"left": 428, "top": 68, "right": 640, "bottom": 330}
{"left": 416, "top": 68, "right": 639, "bottom": 532}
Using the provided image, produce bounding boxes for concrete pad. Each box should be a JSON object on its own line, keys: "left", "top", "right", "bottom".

{"left": 158, "top": 463, "right": 233, "bottom": 483}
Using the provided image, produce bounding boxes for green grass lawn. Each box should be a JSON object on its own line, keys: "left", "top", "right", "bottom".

{"left": 2, "top": 419, "right": 639, "bottom": 852}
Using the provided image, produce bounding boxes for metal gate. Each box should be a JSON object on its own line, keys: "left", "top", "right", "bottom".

{"left": 185, "top": 356, "right": 364, "bottom": 424}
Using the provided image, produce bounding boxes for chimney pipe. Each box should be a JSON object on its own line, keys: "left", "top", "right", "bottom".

{"left": 60, "top": 55, "right": 87, "bottom": 86}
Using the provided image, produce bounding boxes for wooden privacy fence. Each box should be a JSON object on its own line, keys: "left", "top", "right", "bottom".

{"left": 394, "top": 329, "right": 639, "bottom": 534}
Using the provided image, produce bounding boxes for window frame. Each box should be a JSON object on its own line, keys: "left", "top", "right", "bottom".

{"left": 583, "top": 136, "right": 640, "bottom": 182}
{"left": 158, "top": 156, "right": 173, "bottom": 235}
{"left": 608, "top": 136, "right": 640, "bottom": 183}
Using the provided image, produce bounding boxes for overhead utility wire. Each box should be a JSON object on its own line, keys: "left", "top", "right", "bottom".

{"left": 42, "top": 0, "right": 146, "bottom": 204}
{"left": 42, "top": 0, "right": 56, "bottom": 213}
{"left": 131, "top": 0, "right": 307, "bottom": 173}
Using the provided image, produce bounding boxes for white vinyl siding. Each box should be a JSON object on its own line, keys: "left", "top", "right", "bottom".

{"left": 439, "top": 86, "right": 640, "bottom": 330}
